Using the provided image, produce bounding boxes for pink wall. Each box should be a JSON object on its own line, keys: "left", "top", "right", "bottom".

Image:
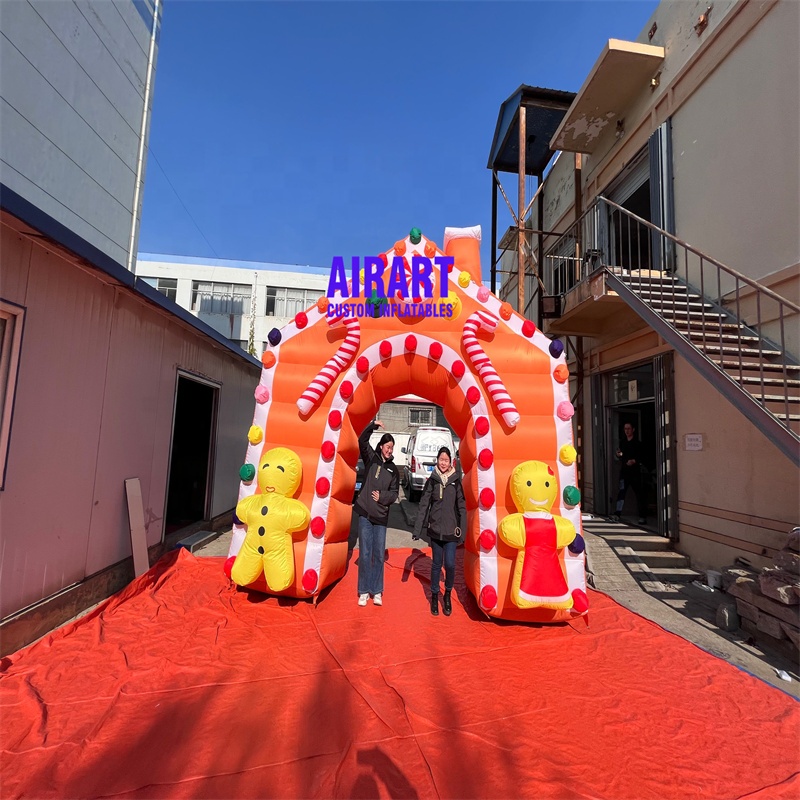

{"left": 0, "top": 222, "right": 259, "bottom": 617}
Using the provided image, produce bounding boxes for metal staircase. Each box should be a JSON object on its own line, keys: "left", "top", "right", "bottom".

{"left": 544, "top": 197, "right": 800, "bottom": 467}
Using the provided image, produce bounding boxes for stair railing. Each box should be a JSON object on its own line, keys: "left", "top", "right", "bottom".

{"left": 544, "top": 196, "right": 799, "bottom": 464}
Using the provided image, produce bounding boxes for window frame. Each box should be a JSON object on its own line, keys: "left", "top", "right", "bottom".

{"left": 408, "top": 407, "right": 434, "bottom": 427}
{"left": 0, "top": 299, "right": 26, "bottom": 490}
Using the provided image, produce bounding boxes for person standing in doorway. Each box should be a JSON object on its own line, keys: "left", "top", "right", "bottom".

{"left": 354, "top": 419, "right": 399, "bottom": 606}
{"left": 613, "top": 422, "right": 647, "bottom": 525}
{"left": 413, "top": 446, "right": 467, "bottom": 617}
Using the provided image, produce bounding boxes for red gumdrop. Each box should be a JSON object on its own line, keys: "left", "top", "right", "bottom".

{"left": 295, "top": 311, "right": 308, "bottom": 329}
{"left": 357, "top": 356, "right": 370, "bottom": 373}
{"left": 480, "top": 585, "right": 498, "bottom": 610}
{"left": 572, "top": 588, "right": 589, "bottom": 613}
{"left": 429, "top": 342, "right": 443, "bottom": 360}
{"left": 405, "top": 335, "right": 417, "bottom": 351}
{"left": 475, "top": 416, "right": 490, "bottom": 436}
{"left": 315, "top": 477, "right": 330, "bottom": 496}
{"left": 302, "top": 569, "right": 318, "bottom": 592}
{"left": 466, "top": 386, "right": 481, "bottom": 405}
{"left": 340, "top": 380, "right": 354, "bottom": 399}
{"left": 478, "top": 449, "right": 493, "bottom": 469}
{"left": 321, "top": 440, "right": 335, "bottom": 460}
{"left": 223, "top": 556, "right": 236, "bottom": 579}
{"left": 452, "top": 360, "right": 465, "bottom": 379}
{"left": 479, "top": 488, "right": 495, "bottom": 507}
{"left": 328, "top": 410, "right": 342, "bottom": 428}
{"left": 479, "top": 529, "right": 496, "bottom": 549}
{"left": 522, "top": 319, "right": 536, "bottom": 337}
{"left": 379, "top": 253, "right": 388, "bottom": 267}
{"left": 310, "top": 517, "right": 325, "bottom": 537}
{"left": 379, "top": 340, "right": 392, "bottom": 358}
{"left": 412, "top": 296, "right": 422, "bottom": 304}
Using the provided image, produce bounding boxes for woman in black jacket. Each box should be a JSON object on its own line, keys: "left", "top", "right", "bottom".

{"left": 353, "top": 420, "right": 399, "bottom": 606}
{"left": 413, "top": 446, "right": 467, "bottom": 616}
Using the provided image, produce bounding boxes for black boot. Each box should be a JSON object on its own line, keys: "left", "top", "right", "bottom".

{"left": 430, "top": 593, "right": 439, "bottom": 616}
{"left": 443, "top": 589, "right": 452, "bottom": 616}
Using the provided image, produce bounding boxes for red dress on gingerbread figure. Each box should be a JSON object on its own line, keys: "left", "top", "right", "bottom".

{"left": 499, "top": 461, "right": 578, "bottom": 609}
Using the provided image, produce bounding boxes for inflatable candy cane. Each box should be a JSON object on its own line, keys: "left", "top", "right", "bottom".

{"left": 462, "top": 310, "right": 520, "bottom": 428}
{"left": 296, "top": 315, "right": 361, "bottom": 414}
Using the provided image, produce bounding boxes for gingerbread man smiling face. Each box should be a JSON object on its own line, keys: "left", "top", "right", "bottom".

{"left": 231, "top": 447, "right": 310, "bottom": 593}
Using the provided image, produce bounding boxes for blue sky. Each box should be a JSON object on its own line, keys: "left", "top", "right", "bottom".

{"left": 138, "top": 0, "right": 658, "bottom": 274}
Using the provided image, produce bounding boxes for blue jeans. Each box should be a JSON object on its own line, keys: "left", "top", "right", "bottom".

{"left": 357, "top": 515, "right": 387, "bottom": 595}
{"left": 430, "top": 538, "right": 457, "bottom": 595}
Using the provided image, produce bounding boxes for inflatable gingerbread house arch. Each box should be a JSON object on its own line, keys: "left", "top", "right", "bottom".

{"left": 226, "top": 226, "right": 588, "bottom": 623}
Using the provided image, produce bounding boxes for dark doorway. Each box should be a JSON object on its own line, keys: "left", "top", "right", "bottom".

{"left": 165, "top": 374, "right": 218, "bottom": 534}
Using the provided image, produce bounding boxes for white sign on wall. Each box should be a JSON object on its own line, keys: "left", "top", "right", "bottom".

{"left": 684, "top": 433, "right": 704, "bottom": 451}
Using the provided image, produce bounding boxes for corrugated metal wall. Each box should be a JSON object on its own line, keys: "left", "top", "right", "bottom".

{"left": 0, "top": 224, "right": 259, "bottom": 618}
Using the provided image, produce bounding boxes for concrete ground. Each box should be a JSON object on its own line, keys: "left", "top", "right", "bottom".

{"left": 192, "top": 489, "right": 798, "bottom": 698}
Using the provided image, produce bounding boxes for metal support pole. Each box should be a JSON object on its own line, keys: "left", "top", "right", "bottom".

{"left": 491, "top": 171, "right": 498, "bottom": 294}
{"left": 517, "top": 108, "right": 526, "bottom": 315}
{"left": 536, "top": 171, "right": 544, "bottom": 328}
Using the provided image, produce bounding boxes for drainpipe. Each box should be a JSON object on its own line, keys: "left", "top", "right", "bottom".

{"left": 127, "top": 0, "right": 161, "bottom": 274}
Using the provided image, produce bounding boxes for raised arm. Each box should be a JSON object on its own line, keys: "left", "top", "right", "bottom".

{"left": 358, "top": 421, "right": 379, "bottom": 465}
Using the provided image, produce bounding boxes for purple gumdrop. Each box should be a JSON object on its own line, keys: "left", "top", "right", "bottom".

{"left": 232, "top": 511, "right": 243, "bottom": 526}
{"left": 549, "top": 338, "right": 564, "bottom": 358}
{"left": 268, "top": 328, "right": 282, "bottom": 346}
{"left": 568, "top": 533, "right": 585, "bottom": 554}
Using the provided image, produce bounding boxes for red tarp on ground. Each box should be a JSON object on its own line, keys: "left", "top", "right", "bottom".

{"left": 1, "top": 548, "right": 798, "bottom": 799}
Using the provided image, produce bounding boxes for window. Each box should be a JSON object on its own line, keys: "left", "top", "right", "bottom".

{"left": 409, "top": 407, "right": 433, "bottom": 426}
{"left": 191, "top": 282, "right": 252, "bottom": 315}
{"left": 0, "top": 300, "right": 25, "bottom": 490}
{"left": 156, "top": 277, "right": 177, "bottom": 302}
{"left": 140, "top": 277, "right": 178, "bottom": 302}
{"left": 265, "top": 286, "right": 324, "bottom": 317}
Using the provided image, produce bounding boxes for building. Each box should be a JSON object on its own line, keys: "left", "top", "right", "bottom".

{"left": 494, "top": 0, "right": 798, "bottom": 573}
{"left": 0, "top": 0, "right": 261, "bottom": 654}
{"left": 136, "top": 254, "right": 330, "bottom": 353}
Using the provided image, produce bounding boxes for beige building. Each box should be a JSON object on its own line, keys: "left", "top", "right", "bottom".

{"left": 496, "top": 0, "right": 798, "bottom": 572}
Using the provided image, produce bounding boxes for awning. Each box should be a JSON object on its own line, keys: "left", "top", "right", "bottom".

{"left": 487, "top": 85, "right": 576, "bottom": 176}
{"left": 550, "top": 39, "right": 665, "bottom": 154}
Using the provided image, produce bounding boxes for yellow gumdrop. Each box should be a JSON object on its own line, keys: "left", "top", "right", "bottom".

{"left": 248, "top": 425, "right": 264, "bottom": 445}
{"left": 559, "top": 444, "right": 577, "bottom": 466}
{"left": 458, "top": 270, "right": 471, "bottom": 288}
{"left": 447, "top": 294, "right": 462, "bottom": 321}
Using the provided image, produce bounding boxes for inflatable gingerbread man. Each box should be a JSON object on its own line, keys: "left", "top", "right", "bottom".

{"left": 231, "top": 447, "right": 310, "bottom": 592}
{"left": 498, "top": 460, "right": 576, "bottom": 609}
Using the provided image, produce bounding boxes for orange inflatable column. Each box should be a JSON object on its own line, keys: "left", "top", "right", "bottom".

{"left": 443, "top": 226, "right": 482, "bottom": 286}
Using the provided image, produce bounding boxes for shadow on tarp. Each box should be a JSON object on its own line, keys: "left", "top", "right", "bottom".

{"left": 1, "top": 548, "right": 798, "bottom": 799}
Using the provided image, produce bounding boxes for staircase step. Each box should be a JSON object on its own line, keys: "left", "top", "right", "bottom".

{"left": 627, "top": 550, "right": 691, "bottom": 569}
{"left": 645, "top": 298, "right": 715, "bottom": 310}
{"left": 628, "top": 563, "right": 704, "bottom": 583}
{"left": 685, "top": 331, "right": 762, "bottom": 346}
{"left": 603, "top": 535, "right": 670, "bottom": 552}
{"left": 714, "top": 359, "right": 800, "bottom": 373}
{"left": 699, "top": 343, "right": 782, "bottom": 357}
{"left": 675, "top": 320, "right": 745, "bottom": 333}
{"left": 739, "top": 375, "right": 800, "bottom": 387}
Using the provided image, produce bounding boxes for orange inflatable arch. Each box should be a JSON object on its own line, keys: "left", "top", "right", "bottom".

{"left": 226, "top": 226, "right": 587, "bottom": 623}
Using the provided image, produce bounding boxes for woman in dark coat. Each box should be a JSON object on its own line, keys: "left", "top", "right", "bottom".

{"left": 413, "top": 446, "right": 467, "bottom": 616}
{"left": 354, "top": 420, "right": 399, "bottom": 606}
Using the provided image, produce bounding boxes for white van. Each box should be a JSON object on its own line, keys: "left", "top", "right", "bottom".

{"left": 402, "top": 427, "right": 457, "bottom": 502}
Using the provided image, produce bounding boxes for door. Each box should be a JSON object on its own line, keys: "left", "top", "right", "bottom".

{"left": 164, "top": 372, "right": 219, "bottom": 535}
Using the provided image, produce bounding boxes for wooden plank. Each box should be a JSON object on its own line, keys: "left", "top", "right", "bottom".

{"left": 125, "top": 478, "right": 150, "bottom": 577}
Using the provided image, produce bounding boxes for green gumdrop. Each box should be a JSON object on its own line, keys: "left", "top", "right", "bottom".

{"left": 239, "top": 463, "right": 256, "bottom": 482}
{"left": 563, "top": 485, "right": 581, "bottom": 506}
{"left": 409, "top": 227, "right": 422, "bottom": 244}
